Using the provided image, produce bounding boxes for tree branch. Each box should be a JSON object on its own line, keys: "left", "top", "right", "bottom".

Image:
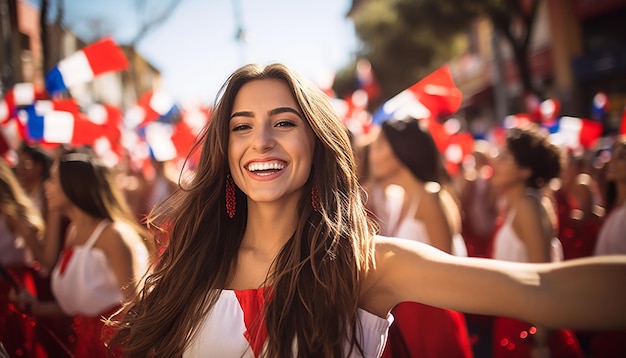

{"left": 130, "top": 0, "right": 182, "bottom": 47}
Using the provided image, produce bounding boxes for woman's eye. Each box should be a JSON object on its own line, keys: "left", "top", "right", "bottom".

{"left": 275, "top": 121, "right": 295, "bottom": 128}
{"left": 232, "top": 124, "right": 251, "bottom": 131}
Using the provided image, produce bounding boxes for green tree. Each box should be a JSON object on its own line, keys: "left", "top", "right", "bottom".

{"left": 344, "top": 0, "right": 542, "bottom": 107}
{"left": 343, "top": 0, "right": 470, "bottom": 107}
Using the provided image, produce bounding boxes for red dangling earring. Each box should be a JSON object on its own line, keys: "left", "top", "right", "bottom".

{"left": 311, "top": 182, "right": 320, "bottom": 212}
{"left": 226, "top": 175, "right": 236, "bottom": 218}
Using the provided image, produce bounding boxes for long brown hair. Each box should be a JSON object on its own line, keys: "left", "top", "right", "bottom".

{"left": 110, "top": 63, "right": 378, "bottom": 357}
{"left": 57, "top": 152, "right": 147, "bottom": 242}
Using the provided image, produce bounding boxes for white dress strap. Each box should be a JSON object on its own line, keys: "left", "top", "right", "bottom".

{"left": 83, "top": 220, "right": 110, "bottom": 248}
{"left": 388, "top": 190, "right": 421, "bottom": 238}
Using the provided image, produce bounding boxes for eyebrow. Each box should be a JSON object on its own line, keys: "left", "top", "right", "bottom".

{"left": 230, "top": 107, "right": 303, "bottom": 120}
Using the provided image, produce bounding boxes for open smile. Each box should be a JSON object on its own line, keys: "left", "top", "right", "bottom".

{"left": 245, "top": 160, "right": 286, "bottom": 177}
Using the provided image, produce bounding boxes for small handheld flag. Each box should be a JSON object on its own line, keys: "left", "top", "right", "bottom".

{"left": 45, "top": 37, "right": 128, "bottom": 95}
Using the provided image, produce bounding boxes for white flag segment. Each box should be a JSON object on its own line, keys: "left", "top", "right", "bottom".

{"left": 12, "top": 83, "right": 36, "bottom": 106}
{"left": 43, "top": 111, "right": 75, "bottom": 143}
{"left": 20, "top": 105, "right": 75, "bottom": 144}
{"left": 57, "top": 51, "right": 95, "bottom": 89}
{"left": 144, "top": 122, "right": 177, "bottom": 162}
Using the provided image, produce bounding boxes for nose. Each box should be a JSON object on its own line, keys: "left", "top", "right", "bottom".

{"left": 251, "top": 122, "right": 275, "bottom": 152}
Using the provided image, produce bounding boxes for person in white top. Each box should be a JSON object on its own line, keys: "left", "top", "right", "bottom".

{"left": 365, "top": 117, "right": 472, "bottom": 358}
{"left": 12, "top": 149, "right": 152, "bottom": 358}
{"left": 110, "top": 63, "right": 626, "bottom": 358}
{"left": 490, "top": 123, "right": 581, "bottom": 357}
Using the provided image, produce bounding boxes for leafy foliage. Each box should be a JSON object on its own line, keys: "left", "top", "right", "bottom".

{"left": 341, "top": 0, "right": 542, "bottom": 106}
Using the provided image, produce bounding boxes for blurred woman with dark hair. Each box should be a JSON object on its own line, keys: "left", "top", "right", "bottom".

{"left": 366, "top": 117, "right": 472, "bottom": 358}
{"left": 489, "top": 123, "right": 582, "bottom": 358}
{"left": 12, "top": 151, "right": 152, "bottom": 357}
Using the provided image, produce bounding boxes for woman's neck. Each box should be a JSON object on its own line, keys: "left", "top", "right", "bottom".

{"left": 65, "top": 207, "right": 104, "bottom": 245}
{"left": 243, "top": 200, "right": 299, "bottom": 257}
{"left": 67, "top": 207, "right": 103, "bottom": 230}
{"left": 503, "top": 183, "right": 529, "bottom": 208}
{"left": 381, "top": 167, "right": 424, "bottom": 195}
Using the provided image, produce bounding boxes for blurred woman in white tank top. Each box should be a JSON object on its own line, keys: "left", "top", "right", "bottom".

{"left": 365, "top": 117, "right": 472, "bottom": 358}
{"left": 11, "top": 149, "right": 153, "bottom": 358}
{"left": 489, "top": 124, "right": 581, "bottom": 358}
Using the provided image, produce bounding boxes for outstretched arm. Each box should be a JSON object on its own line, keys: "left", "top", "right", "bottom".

{"left": 361, "top": 236, "right": 626, "bottom": 330}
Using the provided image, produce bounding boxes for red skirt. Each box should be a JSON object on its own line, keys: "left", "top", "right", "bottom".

{"left": 71, "top": 306, "right": 121, "bottom": 358}
{"left": 0, "top": 266, "right": 48, "bottom": 358}
{"left": 382, "top": 301, "right": 474, "bottom": 358}
{"left": 493, "top": 317, "right": 583, "bottom": 358}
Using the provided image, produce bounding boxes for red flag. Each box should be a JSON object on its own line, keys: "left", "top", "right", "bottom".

{"left": 407, "top": 65, "right": 462, "bottom": 119}
{"left": 373, "top": 65, "right": 462, "bottom": 124}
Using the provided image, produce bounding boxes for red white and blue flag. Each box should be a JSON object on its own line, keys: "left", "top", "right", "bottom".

{"left": 45, "top": 37, "right": 129, "bottom": 95}
{"left": 549, "top": 116, "right": 603, "bottom": 150}
{"left": 19, "top": 99, "right": 102, "bottom": 146}
{"left": 1, "top": 83, "right": 47, "bottom": 123}
{"left": 126, "top": 89, "right": 181, "bottom": 128}
{"left": 372, "top": 65, "right": 462, "bottom": 124}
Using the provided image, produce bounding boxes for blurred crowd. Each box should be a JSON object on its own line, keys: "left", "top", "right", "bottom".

{"left": 1, "top": 104, "right": 625, "bottom": 357}
{"left": 354, "top": 120, "right": 625, "bottom": 358}
{"left": 1, "top": 117, "right": 625, "bottom": 357}
{"left": 0, "top": 140, "right": 173, "bottom": 357}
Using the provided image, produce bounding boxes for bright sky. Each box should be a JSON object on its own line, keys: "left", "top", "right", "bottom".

{"left": 59, "top": 0, "right": 359, "bottom": 105}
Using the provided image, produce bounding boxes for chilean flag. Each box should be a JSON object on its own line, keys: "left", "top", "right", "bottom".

{"left": 126, "top": 90, "right": 181, "bottom": 128}
{"left": 19, "top": 100, "right": 102, "bottom": 146}
{"left": 87, "top": 103, "right": 126, "bottom": 164}
{"left": 142, "top": 119, "right": 198, "bottom": 163}
{"left": 549, "top": 116, "right": 603, "bottom": 150}
{"left": 372, "top": 65, "right": 462, "bottom": 124}
{"left": 1, "top": 83, "right": 47, "bottom": 123}
{"left": 45, "top": 37, "right": 128, "bottom": 95}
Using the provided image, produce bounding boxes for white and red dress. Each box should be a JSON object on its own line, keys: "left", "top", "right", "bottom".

{"left": 376, "top": 192, "right": 473, "bottom": 358}
{"left": 51, "top": 220, "right": 148, "bottom": 358}
{"left": 183, "top": 287, "right": 394, "bottom": 357}
{"left": 491, "top": 205, "right": 582, "bottom": 358}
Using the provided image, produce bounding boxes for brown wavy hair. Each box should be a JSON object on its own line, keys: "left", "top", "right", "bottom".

{"left": 109, "top": 63, "right": 378, "bottom": 357}
{"left": 506, "top": 123, "right": 563, "bottom": 189}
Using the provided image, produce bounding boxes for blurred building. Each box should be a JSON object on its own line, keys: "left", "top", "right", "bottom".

{"left": 0, "top": 0, "right": 160, "bottom": 109}
{"left": 347, "top": 0, "right": 626, "bottom": 135}
{"left": 451, "top": 0, "right": 626, "bottom": 134}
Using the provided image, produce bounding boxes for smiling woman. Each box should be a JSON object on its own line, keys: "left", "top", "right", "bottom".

{"left": 228, "top": 79, "right": 316, "bottom": 208}
{"left": 109, "top": 63, "right": 626, "bottom": 358}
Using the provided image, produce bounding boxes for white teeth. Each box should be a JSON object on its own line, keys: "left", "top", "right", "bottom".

{"left": 247, "top": 162, "right": 285, "bottom": 172}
